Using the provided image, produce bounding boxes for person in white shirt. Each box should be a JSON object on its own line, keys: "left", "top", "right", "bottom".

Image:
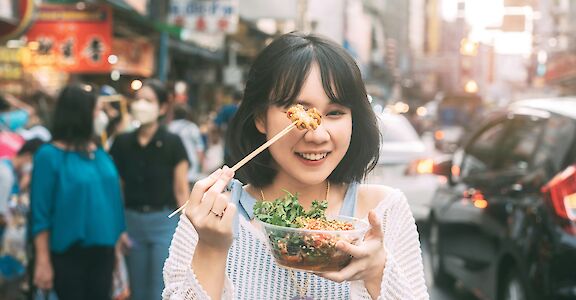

{"left": 169, "top": 104, "right": 205, "bottom": 185}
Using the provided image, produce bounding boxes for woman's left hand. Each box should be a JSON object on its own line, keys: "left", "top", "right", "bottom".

{"left": 318, "top": 210, "right": 386, "bottom": 284}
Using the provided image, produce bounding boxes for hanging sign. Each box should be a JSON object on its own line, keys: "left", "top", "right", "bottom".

{"left": 168, "top": 0, "right": 239, "bottom": 34}
{"left": 24, "top": 3, "right": 112, "bottom": 73}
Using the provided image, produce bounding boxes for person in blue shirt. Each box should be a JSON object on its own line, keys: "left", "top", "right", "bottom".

{"left": 30, "top": 84, "right": 126, "bottom": 300}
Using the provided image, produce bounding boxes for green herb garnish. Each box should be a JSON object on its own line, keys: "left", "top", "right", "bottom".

{"left": 253, "top": 190, "right": 328, "bottom": 228}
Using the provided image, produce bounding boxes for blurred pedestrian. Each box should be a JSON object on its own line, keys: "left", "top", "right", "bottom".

{"left": 168, "top": 104, "right": 205, "bottom": 186}
{"left": 0, "top": 139, "right": 44, "bottom": 243}
{"left": 215, "top": 89, "right": 241, "bottom": 164}
{"left": 98, "top": 85, "right": 135, "bottom": 149}
{"left": 30, "top": 84, "right": 127, "bottom": 300}
{"left": 109, "top": 79, "right": 189, "bottom": 300}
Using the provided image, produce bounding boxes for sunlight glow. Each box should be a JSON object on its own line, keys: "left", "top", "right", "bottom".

{"left": 465, "top": 0, "right": 504, "bottom": 28}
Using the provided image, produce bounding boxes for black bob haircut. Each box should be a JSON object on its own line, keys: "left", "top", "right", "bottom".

{"left": 226, "top": 32, "right": 380, "bottom": 187}
{"left": 51, "top": 83, "right": 97, "bottom": 152}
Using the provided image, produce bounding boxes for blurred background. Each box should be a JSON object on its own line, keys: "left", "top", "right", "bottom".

{"left": 1, "top": 0, "right": 576, "bottom": 300}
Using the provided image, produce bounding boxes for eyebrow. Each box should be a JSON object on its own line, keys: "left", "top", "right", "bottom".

{"left": 295, "top": 99, "right": 340, "bottom": 107}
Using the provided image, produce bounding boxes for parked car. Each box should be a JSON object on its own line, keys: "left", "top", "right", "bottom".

{"left": 365, "top": 111, "right": 441, "bottom": 221}
{"left": 428, "top": 98, "right": 576, "bottom": 300}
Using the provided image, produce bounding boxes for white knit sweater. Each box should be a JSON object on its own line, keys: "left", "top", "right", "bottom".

{"left": 162, "top": 187, "right": 429, "bottom": 300}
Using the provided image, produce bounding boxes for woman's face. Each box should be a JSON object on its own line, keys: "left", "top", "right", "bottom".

{"left": 256, "top": 64, "right": 352, "bottom": 186}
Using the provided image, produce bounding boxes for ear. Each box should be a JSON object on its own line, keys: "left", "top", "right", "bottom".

{"left": 254, "top": 113, "right": 267, "bottom": 134}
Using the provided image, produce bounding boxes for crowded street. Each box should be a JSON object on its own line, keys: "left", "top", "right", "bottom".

{"left": 2, "top": 0, "right": 576, "bottom": 299}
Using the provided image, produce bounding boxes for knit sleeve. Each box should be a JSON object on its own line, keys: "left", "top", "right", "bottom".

{"left": 162, "top": 213, "right": 235, "bottom": 300}
{"left": 350, "top": 189, "right": 429, "bottom": 300}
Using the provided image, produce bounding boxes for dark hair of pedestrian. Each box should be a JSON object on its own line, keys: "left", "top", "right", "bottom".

{"left": 173, "top": 104, "right": 191, "bottom": 121}
{"left": 143, "top": 79, "right": 169, "bottom": 105}
{"left": 51, "top": 83, "right": 97, "bottom": 152}
{"left": 17, "top": 138, "right": 45, "bottom": 156}
{"left": 226, "top": 32, "right": 380, "bottom": 187}
{"left": 0, "top": 94, "right": 9, "bottom": 111}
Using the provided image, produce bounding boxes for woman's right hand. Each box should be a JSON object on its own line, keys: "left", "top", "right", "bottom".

{"left": 34, "top": 258, "right": 54, "bottom": 290}
{"left": 186, "top": 166, "right": 236, "bottom": 251}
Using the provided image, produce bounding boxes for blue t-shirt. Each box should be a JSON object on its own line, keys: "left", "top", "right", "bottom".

{"left": 30, "top": 144, "right": 126, "bottom": 252}
{"left": 214, "top": 104, "right": 238, "bottom": 128}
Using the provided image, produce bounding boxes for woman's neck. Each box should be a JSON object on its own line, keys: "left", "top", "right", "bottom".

{"left": 137, "top": 122, "right": 159, "bottom": 146}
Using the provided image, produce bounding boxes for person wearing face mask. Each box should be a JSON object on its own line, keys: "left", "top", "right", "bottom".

{"left": 0, "top": 138, "right": 44, "bottom": 243}
{"left": 30, "top": 84, "right": 126, "bottom": 300}
{"left": 109, "top": 79, "right": 189, "bottom": 300}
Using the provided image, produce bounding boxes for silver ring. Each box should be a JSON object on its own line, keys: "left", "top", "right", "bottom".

{"left": 210, "top": 210, "right": 223, "bottom": 217}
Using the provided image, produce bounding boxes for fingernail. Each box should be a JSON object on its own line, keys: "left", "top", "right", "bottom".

{"left": 222, "top": 165, "right": 234, "bottom": 177}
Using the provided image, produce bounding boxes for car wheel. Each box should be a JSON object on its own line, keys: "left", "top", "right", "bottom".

{"left": 500, "top": 268, "right": 527, "bottom": 300}
{"left": 429, "top": 218, "right": 454, "bottom": 288}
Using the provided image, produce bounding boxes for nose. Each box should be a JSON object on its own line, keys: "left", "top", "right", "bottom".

{"left": 303, "top": 122, "right": 330, "bottom": 144}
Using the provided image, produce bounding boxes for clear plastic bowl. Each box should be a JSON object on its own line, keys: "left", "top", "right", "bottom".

{"left": 256, "top": 216, "right": 369, "bottom": 272}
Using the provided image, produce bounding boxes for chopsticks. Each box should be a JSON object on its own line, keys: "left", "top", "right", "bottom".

{"left": 168, "top": 121, "right": 297, "bottom": 218}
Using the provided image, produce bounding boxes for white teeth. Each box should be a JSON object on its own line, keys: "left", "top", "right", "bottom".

{"left": 298, "top": 153, "right": 328, "bottom": 161}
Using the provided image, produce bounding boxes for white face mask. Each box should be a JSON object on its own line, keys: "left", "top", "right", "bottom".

{"left": 131, "top": 99, "right": 159, "bottom": 125}
{"left": 94, "top": 110, "right": 109, "bottom": 136}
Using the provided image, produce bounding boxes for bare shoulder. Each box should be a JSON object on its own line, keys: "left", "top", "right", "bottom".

{"left": 356, "top": 184, "right": 399, "bottom": 219}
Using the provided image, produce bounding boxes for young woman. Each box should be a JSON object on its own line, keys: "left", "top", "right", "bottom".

{"left": 110, "top": 79, "right": 189, "bottom": 300}
{"left": 31, "top": 83, "right": 126, "bottom": 300}
{"left": 163, "top": 32, "right": 428, "bottom": 300}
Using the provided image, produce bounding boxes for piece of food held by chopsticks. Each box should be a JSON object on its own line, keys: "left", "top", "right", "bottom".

{"left": 168, "top": 104, "right": 322, "bottom": 218}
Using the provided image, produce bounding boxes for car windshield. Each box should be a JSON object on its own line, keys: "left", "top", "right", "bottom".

{"left": 378, "top": 113, "right": 421, "bottom": 143}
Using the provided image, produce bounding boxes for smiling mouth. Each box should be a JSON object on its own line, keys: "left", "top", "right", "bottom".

{"left": 296, "top": 152, "right": 329, "bottom": 161}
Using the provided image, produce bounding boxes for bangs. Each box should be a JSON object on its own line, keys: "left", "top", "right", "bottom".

{"left": 268, "top": 47, "right": 313, "bottom": 107}
{"left": 268, "top": 46, "right": 354, "bottom": 108}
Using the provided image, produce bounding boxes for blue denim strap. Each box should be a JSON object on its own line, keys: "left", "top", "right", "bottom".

{"left": 338, "top": 182, "right": 358, "bottom": 217}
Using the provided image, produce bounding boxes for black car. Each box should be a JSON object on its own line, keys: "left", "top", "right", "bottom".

{"left": 427, "top": 98, "right": 576, "bottom": 300}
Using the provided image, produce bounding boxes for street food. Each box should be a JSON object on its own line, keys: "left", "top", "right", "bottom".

{"left": 254, "top": 191, "right": 368, "bottom": 272}
{"left": 287, "top": 104, "right": 322, "bottom": 130}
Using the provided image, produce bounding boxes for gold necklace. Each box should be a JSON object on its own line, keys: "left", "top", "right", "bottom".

{"left": 259, "top": 181, "right": 329, "bottom": 300}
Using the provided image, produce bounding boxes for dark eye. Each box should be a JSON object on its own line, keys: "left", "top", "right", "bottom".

{"left": 326, "top": 110, "right": 346, "bottom": 116}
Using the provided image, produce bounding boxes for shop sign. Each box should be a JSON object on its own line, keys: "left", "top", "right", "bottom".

{"left": 169, "top": 0, "right": 239, "bottom": 34}
{"left": 112, "top": 38, "right": 155, "bottom": 77}
{"left": 545, "top": 54, "right": 576, "bottom": 83}
{"left": 24, "top": 4, "right": 112, "bottom": 73}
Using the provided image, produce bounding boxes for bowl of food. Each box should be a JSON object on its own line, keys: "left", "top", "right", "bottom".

{"left": 254, "top": 191, "right": 369, "bottom": 272}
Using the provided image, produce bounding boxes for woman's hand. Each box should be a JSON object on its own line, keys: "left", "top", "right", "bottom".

{"left": 186, "top": 166, "right": 236, "bottom": 251}
{"left": 116, "top": 232, "right": 132, "bottom": 255}
{"left": 318, "top": 210, "right": 386, "bottom": 295}
{"left": 34, "top": 258, "right": 54, "bottom": 290}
